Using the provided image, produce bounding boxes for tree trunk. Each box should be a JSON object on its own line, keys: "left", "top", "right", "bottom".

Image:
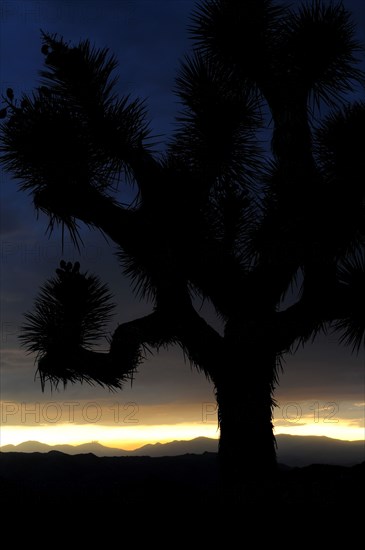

{"left": 213, "top": 346, "right": 278, "bottom": 504}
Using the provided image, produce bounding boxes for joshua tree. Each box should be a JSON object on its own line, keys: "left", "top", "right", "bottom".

{"left": 1, "top": 1, "right": 364, "bottom": 492}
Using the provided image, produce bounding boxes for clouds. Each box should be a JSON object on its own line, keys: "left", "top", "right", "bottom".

{"left": 276, "top": 334, "right": 364, "bottom": 402}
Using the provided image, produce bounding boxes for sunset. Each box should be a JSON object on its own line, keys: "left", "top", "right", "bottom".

{"left": 1, "top": 389, "right": 363, "bottom": 447}
{"left": 0, "top": 422, "right": 220, "bottom": 448}
{"left": 0, "top": 0, "right": 364, "bottom": 521}
{"left": 1, "top": 417, "right": 363, "bottom": 449}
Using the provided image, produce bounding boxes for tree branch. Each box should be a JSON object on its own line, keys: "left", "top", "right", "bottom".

{"left": 275, "top": 283, "right": 351, "bottom": 352}
{"left": 126, "top": 146, "right": 164, "bottom": 205}
{"left": 34, "top": 185, "right": 137, "bottom": 248}
{"left": 37, "top": 310, "right": 170, "bottom": 390}
{"left": 37, "top": 300, "right": 225, "bottom": 390}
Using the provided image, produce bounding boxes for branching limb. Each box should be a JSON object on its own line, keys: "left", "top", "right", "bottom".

{"left": 37, "top": 311, "right": 169, "bottom": 391}
{"left": 34, "top": 185, "right": 137, "bottom": 249}
{"left": 275, "top": 267, "right": 365, "bottom": 353}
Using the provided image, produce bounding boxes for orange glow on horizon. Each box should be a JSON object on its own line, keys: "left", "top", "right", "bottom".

{"left": 0, "top": 422, "right": 220, "bottom": 449}
{"left": 0, "top": 420, "right": 363, "bottom": 449}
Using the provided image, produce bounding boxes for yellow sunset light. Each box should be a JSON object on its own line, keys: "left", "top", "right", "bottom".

{"left": 0, "top": 422, "right": 220, "bottom": 449}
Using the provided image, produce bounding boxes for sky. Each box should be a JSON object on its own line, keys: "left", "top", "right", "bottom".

{"left": 0, "top": 0, "right": 364, "bottom": 450}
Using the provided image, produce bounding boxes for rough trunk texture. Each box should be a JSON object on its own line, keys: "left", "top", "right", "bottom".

{"left": 213, "top": 345, "right": 278, "bottom": 502}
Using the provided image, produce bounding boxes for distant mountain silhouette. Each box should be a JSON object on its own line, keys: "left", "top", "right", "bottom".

{"left": 1, "top": 435, "right": 364, "bottom": 466}
{"left": 276, "top": 434, "right": 364, "bottom": 467}
{"left": 134, "top": 436, "right": 219, "bottom": 457}
{"left": 0, "top": 439, "right": 127, "bottom": 456}
{"left": 0, "top": 437, "right": 217, "bottom": 458}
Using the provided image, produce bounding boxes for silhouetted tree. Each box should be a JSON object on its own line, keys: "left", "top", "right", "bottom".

{"left": 1, "top": 1, "right": 364, "bottom": 496}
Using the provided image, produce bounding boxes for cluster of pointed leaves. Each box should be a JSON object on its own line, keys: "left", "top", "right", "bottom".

{"left": 334, "top": 253, "right": 365, "bottom": 352}
{"left": 189, "top": 0, "right": 363, "bottom": 104}
{"left": 0, "top": 32, "right": 149, "bottom": 243}
{"left": 170, "top": 52, "right": 264, "bottom": 188}
{"left": 19, "top": 261, "right": 117, "bottom": 387}
{"left": 20, "top": 260, "right": 115, "bottom": 353}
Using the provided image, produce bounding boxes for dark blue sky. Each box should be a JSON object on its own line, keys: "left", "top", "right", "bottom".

{"left": 0, "top": 1, "right": 364, "bottom": 446}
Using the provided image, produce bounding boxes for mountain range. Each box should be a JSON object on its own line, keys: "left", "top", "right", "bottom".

{"left": 1, "top": 435, "right": 364, "bottom": 466}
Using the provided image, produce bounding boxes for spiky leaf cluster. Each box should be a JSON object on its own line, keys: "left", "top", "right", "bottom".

{"left": 0, "top": 33, "right": 150, "bottom": 198}
{"left": 333, "top": 254, "right": 365, "bottom": 352}
{"left": 20, "top": 261, "right": 115, "bottom": 358}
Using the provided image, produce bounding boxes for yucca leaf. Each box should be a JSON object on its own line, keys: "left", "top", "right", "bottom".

{"left": 333, "top": 253, "right": 365, "bottom": 352}
{"left": 20, "top": 261, "right": 115, "bottom": 358}
{"left": 279, "top": 1, "right": 363, "bottom": 106}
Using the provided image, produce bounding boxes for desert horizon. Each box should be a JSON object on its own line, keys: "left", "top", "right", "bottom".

{"left": 1, "top": 433, "right": 364, "bottom": 468}
{"left": 1, "top": 434, "right": 364, "bottom": 520}
{"left": 1, "top": 432, "right": 364, "bottom": 450}
{"left": 1, "top": 416, "right": 363, "bottom": 450}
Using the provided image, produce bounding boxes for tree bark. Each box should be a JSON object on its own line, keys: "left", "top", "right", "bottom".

{"left": 212, "top": 345, "right": 278, "bottom": 503}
